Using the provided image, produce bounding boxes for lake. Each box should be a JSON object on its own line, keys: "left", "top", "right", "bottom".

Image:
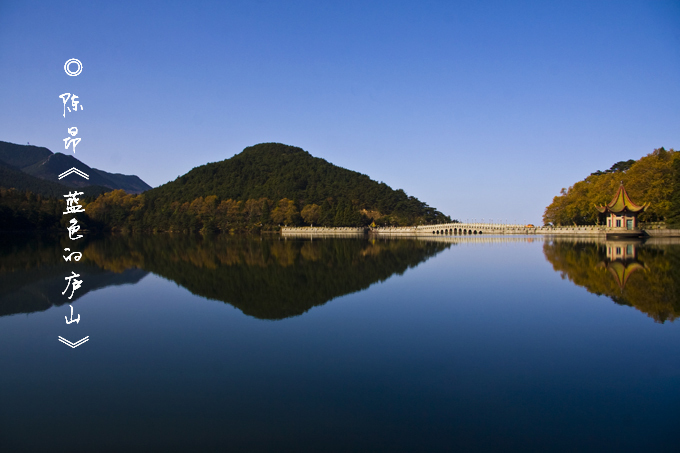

{"left": 0, "top": 234, "right": 678, "bottom": 452}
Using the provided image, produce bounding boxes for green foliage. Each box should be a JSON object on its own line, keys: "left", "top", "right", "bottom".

{"left": 590, "top": 159, "right": 636, "bottom": 176}
{"left": 319, "top": 199, "right": 334, "bottom": 226}
{"left": 260, "top": 199, "right": 271, "bottom": 225}
{"left": 544, "top": 148, "right": 679, "bottom": 226}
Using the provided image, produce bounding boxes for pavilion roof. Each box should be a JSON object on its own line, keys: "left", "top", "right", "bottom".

{"left": 595, "top": 183, "right": 650, "bottom": 214}
{"left": 607, "top": 261, "right": 645, "bottom": 289}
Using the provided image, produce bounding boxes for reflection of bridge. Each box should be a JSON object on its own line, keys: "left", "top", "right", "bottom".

{"left": 280, "top": 233, "right": 680, "bottom": 246}
{"left": 415, "top": 234, "right": 680, "bottom": 246}
{"left": 281, "top": 227, "right": 365, "bottom": 238}
{"left": 398, "top": 235, "right": 541, "bottom": 244}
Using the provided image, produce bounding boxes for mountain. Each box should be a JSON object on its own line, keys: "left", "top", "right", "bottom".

{"left": 92, "top": 170, "right": 151, "bottom": 194}
{"left": 0, "top": 141, "right": 152, "bottom": 195}
{"left": 142, "top": 142, "right": 450, "bottom": 226}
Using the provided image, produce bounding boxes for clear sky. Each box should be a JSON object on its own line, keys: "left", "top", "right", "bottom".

{"left": 1, "top": 0, "right": 678, "bottom": 224}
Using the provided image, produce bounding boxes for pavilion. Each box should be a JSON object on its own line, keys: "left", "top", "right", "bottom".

{"left": 596, "top": 183, "right": 650, "bottom": 238}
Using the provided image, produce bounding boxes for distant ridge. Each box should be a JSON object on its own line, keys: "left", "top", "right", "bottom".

{"left": 0, "top": 141, "right": 152, "bottom": 195}
{"left": 0, "top": 158, "right": 107, "bottom": 197}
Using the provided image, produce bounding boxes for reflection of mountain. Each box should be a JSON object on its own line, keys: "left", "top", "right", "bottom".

{"left": 0, "top": 235, "right": 149, "bottom": 317}
{"left": 543, "top": 239, "right": 680, "bottom": 323}
{"left": 0, "top": 235, "right": 449, "bottom": 320}
{"left": 87, "top": 235, "right": 450, "bottom": 319}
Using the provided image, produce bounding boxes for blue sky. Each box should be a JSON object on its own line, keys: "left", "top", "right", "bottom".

{"left": 1, "top": 0, "right": 678, "bottom": 223}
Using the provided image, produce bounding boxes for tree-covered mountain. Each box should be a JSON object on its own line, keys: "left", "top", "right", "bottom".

{"left": 147, "top": 143, "right": 449, "bottom": 222}
{"left": 543, "top": 147, "right": 680, "bottom": 226}
{"left": 86, "top": 143, "right": 452, "bottom": 231}
{"left": 0, "top": 141, "right": 152, "bottom": 195}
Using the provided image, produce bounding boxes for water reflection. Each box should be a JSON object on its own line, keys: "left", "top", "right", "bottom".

{"left": 4, "top": 233, "right": 679, "bottom": 323}
{"left": 0, "top": 235, "right": 148, "bottom": 317}
{"left": 599, "top": 240, "right": 646, "bottom": 288}
{"left": 543, "top": 237, "right": 680, "bottom": 323}
{"left": 0, "top": 234, "right": 450, "bottom": 319}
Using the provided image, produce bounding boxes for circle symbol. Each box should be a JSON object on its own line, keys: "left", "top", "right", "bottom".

{"left": 64, "top": 58, "right": 83, "bottom": 76}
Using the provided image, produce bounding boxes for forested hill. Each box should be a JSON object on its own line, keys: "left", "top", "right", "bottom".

{"left": 87, "top": 143, "right": 452, "bottom": 231}
{"left": 148, "top": 143, "right": 446, "bottom": 219}
{"left": 149, "top": 143, "right": 448, "bottom": 224}
{"left": 543, "top": 147, "right": 680, "bottom": 226}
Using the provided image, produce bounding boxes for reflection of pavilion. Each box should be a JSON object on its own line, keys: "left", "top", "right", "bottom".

{"left": 606, "top": 242, "right": 637, "bottom": 261}
{"left": 600, "top": 240, "right": 645, "bottom": 289}
{"left": 596, "top": 183, "right": 650, "bottom": 239}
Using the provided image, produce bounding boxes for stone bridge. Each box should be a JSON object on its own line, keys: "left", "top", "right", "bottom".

{"left": 374, "top": 222, "right": 634, "bottom": 236}
{"left": 371, "top": 222, "right": 545, "bottom": 236}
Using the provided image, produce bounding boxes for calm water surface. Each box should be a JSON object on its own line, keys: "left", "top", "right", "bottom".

{"left": 0, "top": 234, "right": 679, "bottom": 452}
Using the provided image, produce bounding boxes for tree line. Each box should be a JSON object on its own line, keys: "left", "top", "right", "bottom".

{"left": 84, "top": 191, "right": 446, "bottom": 233}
